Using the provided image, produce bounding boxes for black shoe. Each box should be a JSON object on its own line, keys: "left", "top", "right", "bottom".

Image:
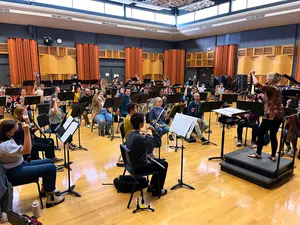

{"left": 201, "top": 137, "right": 208, "bottom": 145}
{"left": 152, "top": 189, "right": 167, "bottom": 197}
{"left": 168, "top": 134, "right": 174, "bottom": 141}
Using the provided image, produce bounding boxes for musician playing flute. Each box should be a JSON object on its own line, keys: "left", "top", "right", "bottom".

{"left": 187, "top": 92, "right": 209, "bottom": 144}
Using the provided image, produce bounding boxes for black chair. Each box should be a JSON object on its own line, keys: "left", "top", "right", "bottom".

{"left": 37, "top": 113, "right": 59, "bottom": 150}
{"left": 37, "top": 103, "right": 50, "bottom": 116}
{"left": 12, "top": 179, "right": 44, "bottom": 209}
{"left": 118, "top": 144, "right": 160, "bottom": 208}
{"left": 116, "top": 122, "right": 125, "bottom": 167}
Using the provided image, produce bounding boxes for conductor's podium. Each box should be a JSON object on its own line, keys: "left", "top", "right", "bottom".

{"left": 220, "top": 148, "right": 294, "bottom": 189}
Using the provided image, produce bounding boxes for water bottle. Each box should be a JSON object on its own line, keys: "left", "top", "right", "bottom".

{"left": 32, "top": 200, "right": 40, "bottom": 218}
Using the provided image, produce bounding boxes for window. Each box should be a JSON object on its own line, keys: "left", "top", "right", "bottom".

{"left": 126, "top": 7, "right": 132, "bottom": 18}
{"left": 155, "top": 13, "right": 175, "bottom": 25}
{"left": 104, "top": 3, "right": 124, "bottom": 17}
{"left": 73, "top": 0, "right": 104, "bottom": 13}
{"left": 34, "top": 0, "right": 72, "bottom": 8}
{"left": 132, "top": 9, "right": 155, "bottom": 22}
{"left": 232, "top": 0, "right": 247, "bottom": 11}
{"left": 177, "top": 12, "right": 195, "bottom": 25}
{"left": 247, "top": 0, "right": 282, "bottom": 8}
{"left": 218, "top": 2, "right": 230, "bottom": 15}
{"left": 195, "top": 5, "right": 218, "bottom": 20}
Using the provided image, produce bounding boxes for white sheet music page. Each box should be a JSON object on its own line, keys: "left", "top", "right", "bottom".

{"left": 63, "top": 116, "right": 73, "bottom": 129}
{"left": 170, "top": 113, "right": 196, "bottom": 137}
{"left": 213, "top": 107, "right": 247, "bottom": 117}
{"left": 61, "top": 121, "right": 78, "bottom": 143}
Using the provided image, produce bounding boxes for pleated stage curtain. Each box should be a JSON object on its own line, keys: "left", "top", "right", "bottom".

{"left": 214, "top": 44, "right": 237, "bottom": 78}
{"left": 295, "top": 40, "right": 300, "bottom": 82}
{"left": 8, "top": 38, "right": 39, "bottom": 89}
{"left": 164, "top": 49, "right": 185, "bottom": 85}
{"left": 76, "top": 43, "right": 99, "bottom": 80}
{"left": 125, "top": 47, "right": 143, "bottom": 82}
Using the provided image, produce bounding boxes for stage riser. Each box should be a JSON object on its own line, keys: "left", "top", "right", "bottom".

{"left": 220, "top": 162, "right": 294, "bottom": 189}
{"left": 224, "top": 157, "right": 292, "bottom": 179}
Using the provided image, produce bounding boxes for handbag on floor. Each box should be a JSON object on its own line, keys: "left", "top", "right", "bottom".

{"left": 114, "top": 175, "right": 148, "bottom": 193}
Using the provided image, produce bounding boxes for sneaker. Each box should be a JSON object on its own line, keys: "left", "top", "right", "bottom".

{"left": 284, "top": 146, "right": 292, "bottom": 155}
{"left": 87, "top": 124, "right": 90, "bottom": 128}
{"left": 53, "top": 157, "right": 63, "bottom": 163}
{"left": 251, "top": 142, "right": 257, "bottom": 149}
{"left": 236, "top": 140, "right": 242, "bottom": 147}
{"left": 56, "top": 166, "right": 64, "bottom": 172}
{"left": 0, "top": 213, "right": 8, "bottom": 223}
{"left": 41, "top": 189, "right": 61, "bottom": 197}
{"left": 287, "top": 150, "right": 295, "bottom": 157}
{"left": 152, "top": 189, "right": 168, "bottom": 197}
{"left": 201, "top": 137, "right": 208, "bottom": 145}
{"left": 46, "top": 193, "right": 65, "bottom": 208}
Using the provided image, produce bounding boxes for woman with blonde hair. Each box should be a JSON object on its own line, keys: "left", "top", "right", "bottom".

{"left": 248, "top": 71, "right": 283, "bottom": 162}
{"left": 91, "top": 91, "right": 112, "bottom": 136}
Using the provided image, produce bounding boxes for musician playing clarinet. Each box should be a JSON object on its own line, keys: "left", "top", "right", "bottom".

{"left": 187, "top": 92, "right": 209, "bottom": 144}
{"left": 248, "top": 71, "right": 283, "bottom": 162}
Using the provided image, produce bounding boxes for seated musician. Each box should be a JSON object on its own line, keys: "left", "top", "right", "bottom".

{"left": 12, "top": 105, "right": 63, "bottom": 170}
{"left": 0, "top": 120, "right": 65, "bottom": 207}
{"left": 51, "top": 87, "right": 60, "bottom": 101}
{"left": 236, "top": 94, "right": 259, "bottom": 148}
{"left": 119, "top": 88, "right": 131, "bottom": 117}
{"left": 49, "top": 98, "right": 77, "bottom": 150}
{"left": 149, "top": 97, "right": 169, "bottom": 137}
{"left": 32, "top": 83, "right": 45, "bottom": 97}
{"left": 91, "top": 91, "right": 112, "bottom": 136}
{"left": 187, "top": 93, "right": 209, "bottom": 144}
{"left": 183, "top": 86, "right": 198, "bottom": 105}
{"left": 73, "top": 86, "right": 81, "bottom": 105}
{"left": 124, "top": 103, "right": 138, "bottom": 139}
{"left": 16, "top": 89, "right": 33, "bottom": 120}
{"left": 126, "top": 113, "right": 168, "bottom": 197}
{"left": 79, "top": 88, "right": 91, "bottom": 128}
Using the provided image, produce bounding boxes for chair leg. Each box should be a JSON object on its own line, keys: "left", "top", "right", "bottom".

{"left": 158, "top": 147, "right": 161, "bottom": 159}
{"left": 127, "top": 182, "right": 136, "bottom": 209}
{"left": 117, "top": 169, "right": 126, "bottom": 193}
{"left": 157, "top": 172, "right": 161, "bottom": 199}
{"left": 55, "top": 136, "right": 60, "bottom": 150}
{"left": 42, "top": 151, "right": 45, "bottom": 159}
{"left": 91, "top": 122, "right": 93, "bottom": 133}
{"left": 36, "top": 181, "right": 44, "bottom": 209}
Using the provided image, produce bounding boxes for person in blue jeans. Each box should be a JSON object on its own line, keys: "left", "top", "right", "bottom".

{"left": 149, "top": 97, "right": 169, "bottom": 136}
{"left": 92, "top": 90, "right": 113, "bottom": 136}
{"left": 0, "top": 119, "right": 64, "bottom": 208}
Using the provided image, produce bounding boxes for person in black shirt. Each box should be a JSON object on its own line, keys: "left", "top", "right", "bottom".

{"left": 126, "top": 113, "right": 168, "bottom": 197}
{"left": 79, "top": 88, "right": 91, "bottom": 128}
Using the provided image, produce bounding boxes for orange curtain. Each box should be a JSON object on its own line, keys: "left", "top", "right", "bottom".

{"left": 8, "top": 38, "right": 39, "bottom": 88}
{"left": 125, "top": 47, "right": 143, "bottom": 82}
{"left": 76, "top": 43, "right": 99, "bottom": 80}
{"left": 164, "top": 49, "right": 185, "bottom": 85}
{"left": 214, "top": 44, "right": 237, "bottom": 78}
{"left": 295, "top": 40, "right": 300, "bottom": 82}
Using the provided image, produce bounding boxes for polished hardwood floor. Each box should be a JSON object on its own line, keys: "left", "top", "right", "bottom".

{"left": 3, "top": 114, "right": 300, "bottom": 225}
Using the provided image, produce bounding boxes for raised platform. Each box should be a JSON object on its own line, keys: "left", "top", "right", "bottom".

{"left": 220, "top": 147, "right": 294, "bottom": 189}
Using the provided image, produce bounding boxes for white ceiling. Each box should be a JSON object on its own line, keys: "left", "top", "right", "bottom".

{"left": 0, "top": 1, "right": 300, "bottom": 41}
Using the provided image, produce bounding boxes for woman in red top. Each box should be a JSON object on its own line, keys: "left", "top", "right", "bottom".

{"left": 248, "top": 71, "right": 283, "bottom": 162}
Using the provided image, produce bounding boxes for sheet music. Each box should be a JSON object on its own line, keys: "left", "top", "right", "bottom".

{"left": 213, "top": 107, "right": 248, "bottom": 117}
{"left": 63, "top": 116, "right": 73, "bottom": 129}
{"left": 170, "top": 113, "right": 196, "bottom": 137}
{"left": 60, "top": 121, "right": 78, "bottom": 143}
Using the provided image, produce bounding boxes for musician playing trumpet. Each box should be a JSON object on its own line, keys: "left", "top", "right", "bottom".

{"left": 148, "top": 97, "right": 169, "bottom": 137}
{"left": 187, "top": 92, "right": 209, "bottom": 144}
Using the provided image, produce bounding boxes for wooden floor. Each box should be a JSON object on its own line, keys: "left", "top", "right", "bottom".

{"left": 4, "top": 114, "right": 300, "bottom": 225}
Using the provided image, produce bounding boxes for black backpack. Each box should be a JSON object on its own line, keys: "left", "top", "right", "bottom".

{"left": 114, "top": 175, "right": 148, "bottom": 193}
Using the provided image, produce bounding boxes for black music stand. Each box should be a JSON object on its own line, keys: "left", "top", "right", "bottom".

{"left": 0, "top": 96, "right": 6, "bottom": 107}
{"left": 91, "top": 79, "right": 99, "bottom": 85}
{"left": 58, "top": 92, "right": 74, "bottom": 109}
{"left": 43, "top": 87, "right": 55, "bottom": 96}
{"left": 166, "top": 94, "right": 182, "bottom": 105}
{"left": 23, "top": 80, "right": 34, "bottom": 87}
{"left": 5, "top": 88, "right": 21, "bottom": 96}
{"left": 71, "top": 102, "right": 88, "bottom": 151}
{"left": 24, "top": 96, "right": 41, "bottom": 120}
{"left": 198, "top": 101, "right": 223, "bottom": 146}
{"left": 41, "top": 80, "right": 52, "bottom": 87}
{"left": 199, "top": 93, "right": 208, "bottom": 101}
{"left": 170, "top": 113, "right": 195, "bottom": 191}
{"left": 237, "top": 101, "right": 264, "bottom": 147}
{"left": 104, "top": 98, "right": 124, "bottom": 141}
{"left": 53, "top": 80, "right": 63, "bottom": 86}
{"left": 283, "top": 107, "right": 298, "bottom": 117}
{"left": 56, "top": 119, "right": 81, "bottom": 197}
{"left": 221, "top": 93, "right": 238, "bottom": 104}
{"left": 144, "top": 79, "right": 151, "bottom": 84}
{"left": 63, "top": 79, "right": 73, "bottom": 85}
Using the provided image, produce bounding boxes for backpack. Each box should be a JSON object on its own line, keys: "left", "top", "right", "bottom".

{"left": 22, "top": 215, "right": 43, "bottom": 225}
{"left": 114, "top": 175, "right": 148, "bottom": 193}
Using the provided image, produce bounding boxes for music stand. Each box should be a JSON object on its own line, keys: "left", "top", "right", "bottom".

{"left": 58, "top": 92, "right": 74, "bottom": 101}
{"left": 71, "top": 102, "right": 88, "bottom": 151}
{"left": 5, "top": 88, "right": 21, "bottom": 96}
{"left": 0, "top": 96, "right": 6, "bottom": 107}
{"left": 23, "top": 80, "right": 34, "bottom": 87}
{"left": 56, "top": 119, "right": 81, "bottom": 197}
{"left": 199, "top": 93, "right": 208, "bottom": 101}
{"left": 24, "top": 96, "right": 42, "bottom": 119}
{"left": 166, "top": 94, "right": 182, "bottom": 105}
{"left": 170, "top": 113, "right": 196, "bottom": 191}
{"left": 221, "top": 93, "right": 238, "bottom": 104}
{"left": 43, "top": 87, "right": 55, "bottom": 96}
{"left": 63, "top": 79, "right": 73, "bottom": 85}
{"left": 104, "top": 98, "right": 124, "bottom": 141}
{"left": 91, "top": 79, "right": 99, "bottom": 85}
{"left": 41, "top": 80, "right": 52, "bottom": 87}
{"left": 144, "top": 79, "right": 151, "bottom": 84}
{"left": 52, "top": 80, "right": 63, "bottom": 86}
{"left": 198, "top": 101, "right": 223, "bottom": 146}
{"left": 283, "top": 107, "right": 298, "bottom": 117}
{"left": 237, "top": 101, "right": 264, "bottom": 147}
